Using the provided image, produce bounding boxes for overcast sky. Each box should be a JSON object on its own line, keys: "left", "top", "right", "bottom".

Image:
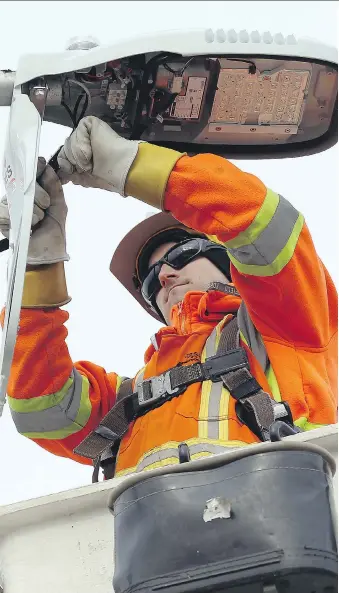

{"left": 0, "top": 1, "right": 337, "bottom": 506}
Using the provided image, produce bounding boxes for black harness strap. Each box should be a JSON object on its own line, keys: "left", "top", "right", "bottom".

{"left": 116, "top": 378, "right": 134, "bottom": 402}
{"left": 91, "top": 378, "right": 134, "bottom": 483}
{"left": 215, "top": 317, "right": 295, "bottom": 442}
{"left": 215, "top": 319, "right": 276, "bottom": 441}
{"left": 76, "top": 315, "right": 298, "bottom": 476}
{"left": 216, "top": 315, "right": 239, "bottom": 351}
{"left": 75, "top": 345, "right": 248, "bottom": 461}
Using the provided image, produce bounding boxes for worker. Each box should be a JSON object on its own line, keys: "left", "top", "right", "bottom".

{"left": 0, "top": 116, "right": 337, "bottom": 479}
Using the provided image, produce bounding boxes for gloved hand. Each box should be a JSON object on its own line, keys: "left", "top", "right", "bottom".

{"left": 0, "top": 157, "right": 69, "bottom": 265}
{"left": 57, "top": 116, "right": 143, "bottom": 196}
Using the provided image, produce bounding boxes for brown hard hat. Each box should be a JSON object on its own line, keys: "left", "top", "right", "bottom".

{"left": 110, "top": 212, "right": 200, "bottom": 322}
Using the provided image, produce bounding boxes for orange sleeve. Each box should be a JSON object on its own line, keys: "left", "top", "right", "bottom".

{"left": 1, "top": 307, "right": 122, "bottom": 465}
{"left": 164, "top": 154, "right": 337, "bottom": 348}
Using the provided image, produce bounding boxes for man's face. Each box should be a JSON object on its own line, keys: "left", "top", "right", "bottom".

{"left": 148, "top": 241, "right": 230, "bottom": 324}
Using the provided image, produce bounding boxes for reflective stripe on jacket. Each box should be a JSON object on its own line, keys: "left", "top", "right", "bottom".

{"left": 2, "top": 153, "right": 337, "bottom": 476}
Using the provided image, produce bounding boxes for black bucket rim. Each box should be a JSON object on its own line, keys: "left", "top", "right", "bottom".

{"left": 108, "top": 440, "right": 336, "bottom": 511}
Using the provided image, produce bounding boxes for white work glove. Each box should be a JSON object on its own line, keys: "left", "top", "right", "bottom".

{"left": 0, "top": 158, "right": 69, "bottom": 265}
{"left": 57, "top": 116, "right": 143, "bottom": 196}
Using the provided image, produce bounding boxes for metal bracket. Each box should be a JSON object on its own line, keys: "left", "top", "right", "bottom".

{"left": 269, "top": 420, "right": 302, "bottom": 442}
{"left": 137, "top": 371, "right": 179, "bottom": 407}
{"left": 29, "top": 82, "right": 48, "bottom": 119}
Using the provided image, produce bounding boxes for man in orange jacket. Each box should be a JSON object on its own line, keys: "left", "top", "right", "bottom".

{"left": 0, "top": 116, "right": 337, "bottom": 479}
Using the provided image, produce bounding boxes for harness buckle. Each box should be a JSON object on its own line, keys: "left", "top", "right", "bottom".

{"left": 137, "top": 371, "right": 180, "bottom": 407}
{"left": 269, "top": 420, "right": 302, "bottom": 441}
{"left": 204, "top": 349, "right": 248, "bottom": 382}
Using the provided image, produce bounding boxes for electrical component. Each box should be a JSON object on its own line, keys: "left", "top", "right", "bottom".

{"left": 171, "top": 76, "right": 183, "bottom": 94}
{"left": 149, "top": 88, "right": 177, "bottom": 120}
{"left": 100, "top": 79, "right": 110, "bottom": 97}
{"left": 106, "top": 82, "right": 127, "bottom": 111}
{"left": 210, "top": 67, "right": 310, "bottom": 128}
{"left": 169, "top": 76, "right": 207, "bottom": 120}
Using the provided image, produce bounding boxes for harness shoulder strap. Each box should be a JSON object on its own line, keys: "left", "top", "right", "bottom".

{"left": 116, "top": 378, "right": 134, "bottom": 403}
{"left": 91, "top": 377, "right": 137, "bottom": 484}
{"left": 216, "top": 317, "right": 295, "bottom": 442}
{"left": 91, "top": 377, "right": 135, "bottom": 482}
{"left": 217, "top": 316, "right": 239, "bottom": 353}
{"left": 76, "top": 314, "right": 298, "bottom": 472}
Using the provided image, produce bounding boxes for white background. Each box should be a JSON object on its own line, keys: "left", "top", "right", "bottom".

{"left": 0, "top": 1, "right": 337, "bottom": 505}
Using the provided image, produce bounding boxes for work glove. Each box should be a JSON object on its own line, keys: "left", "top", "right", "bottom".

{"left": 0, "top": 157, "right": 69, "bottom": 265}
{"left": 57, "top": 116, "right": 143, "bottom": 196}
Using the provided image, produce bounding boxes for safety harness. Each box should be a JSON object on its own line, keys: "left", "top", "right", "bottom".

{"left": 74, "top": 290, "right": 300, "bottom": 481}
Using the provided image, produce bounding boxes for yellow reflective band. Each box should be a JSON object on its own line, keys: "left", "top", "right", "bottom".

{"left": 265, "top": 364, "right": 282, "bottom": 402}
{"left": 21, "top": 377, "right": 92, "bottom": 440}
{"left": 116, "top": 375, "right": 125, "bottom": 395}
{"left": 8, "top": 377, "right": 73, "bottom": 413}
{"left": 239, "top": 329, "right": 248, "bottom": 348}
{"left": 143, "top": 451, "right": 226, "bottom": 473}
{"left": 207, "top": 234, "right": 224, "bottom": 246}
{"left": 216, "top": 319, "right": 229, "bottom": 441}
{"left": 115, "top": 437, "right": 248, "bottom": 477}
{"left": 198, "top": 342, "right": 211, "bottom": 438}
{"left": 294, "top": 417, "right": 327, "bottom": 431}
{"left": 239, "top": 330, "right": 249, "bottom": 347}
{"left": 228, "top": 213, "right": 304, "bottom": 277}
{"left": 218, "top": 387, "right": 229, "bottom": 441}
{"left": 225, "top": 189, "right": 280, "bottom": 249}
{"left": 198, "top": 319, "right": 232, "bottom": 441}
{"left": 134, "top": 457, "right": 179, "bottom": 473}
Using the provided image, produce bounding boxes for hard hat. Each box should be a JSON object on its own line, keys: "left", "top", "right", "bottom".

{"left": 110, "top": 212, "right": 230, "bottom": 323}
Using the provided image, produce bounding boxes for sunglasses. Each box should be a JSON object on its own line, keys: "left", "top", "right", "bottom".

{"left": 140, "top": 237, "right": 227, "bottom": 306}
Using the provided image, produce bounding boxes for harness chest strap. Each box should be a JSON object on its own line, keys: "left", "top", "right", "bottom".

{"left": 74, "top": 316, "right": 296, "bottom": 462}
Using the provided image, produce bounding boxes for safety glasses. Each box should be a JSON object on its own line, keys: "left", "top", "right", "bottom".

{"left": 140, "top": 237, "right": 225, "bottom": 305}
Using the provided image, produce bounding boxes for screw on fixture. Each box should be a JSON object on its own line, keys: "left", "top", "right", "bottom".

{"left": 285, "top": 129, "right": 291, "bottom": 133}
{"left": 250, "top": 128, "right": 256, "bottom": 132}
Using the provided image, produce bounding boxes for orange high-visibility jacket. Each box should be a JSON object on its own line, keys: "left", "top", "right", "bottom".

{"left": 4, "top": 154, "right": 338, "bottom": 477}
